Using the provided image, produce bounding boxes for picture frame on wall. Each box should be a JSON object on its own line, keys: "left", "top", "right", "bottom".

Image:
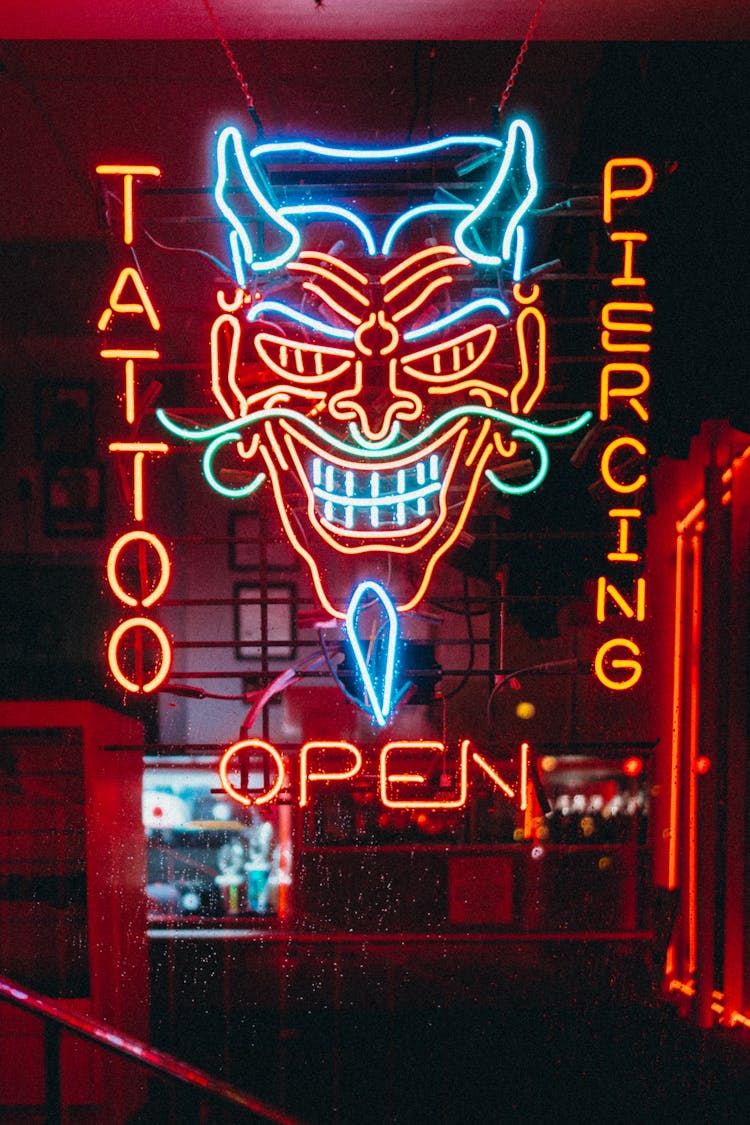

{"left": 228, "top": 510, "right": 292, "bottom": 572}
{"left": 43, "top": 462, "right": 105, "bottom": 537}
{"left": 233, "top": 582, "right": 297, "bottom": 664}
{"left": 35, "top": 380, "right": 96, "bottom": 462}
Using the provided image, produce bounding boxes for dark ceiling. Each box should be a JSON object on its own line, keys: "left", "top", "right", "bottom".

{"left": 1, "top": 0, "right": 748, "bottom": 41}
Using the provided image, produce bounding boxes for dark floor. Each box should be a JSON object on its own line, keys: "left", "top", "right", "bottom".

{"left": 5, "top": 951, "right": 750, "bottom": 1124}
{"left": 145, "top": 949, "right": 750, "bottom": 1125}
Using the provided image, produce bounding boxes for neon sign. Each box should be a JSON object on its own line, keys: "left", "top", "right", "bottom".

{"left": 94, "top": 137, "right": 652, "bottom": 719}
{"left": 97, "top": 165, "right": 174, "bottom": 694}
{"left": 159, "top": 120, "right": 592, "bottom": 624}
{"left": 594, "top": 158, "right": 655, "bottom": 690}
{"left": 218, "top": 737, "right": 532, "bottom": 813}
{"left": 343, "top": 581, "right": 401, "bottom": 726}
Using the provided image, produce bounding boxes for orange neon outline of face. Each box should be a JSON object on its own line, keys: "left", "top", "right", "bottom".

{"left": 299, "top": 741, "right": 363, "bottom": 807}
{"left": 325, "top": 358, "right": 423, "bottom": 442}
{"left": 379, "top": 740, "right": 470, "bottom": 809}
{"left": 208, "top": 247, "right": 548, "bottom": 615}
{"left": 382, "top": 253, "right": 471, "bottom": 307}
{"left": 107, "top": 616, "right": 171, "bottom": 693}
{"left": 299, "top": 249, "right": 369, "bottom": 276}
{"left": 242, "top": 248, "right": 525, "bottom": 414}
{"left": 303, "top": 281, "right": 364, "bottom": 326}
{"left": 278, "top": 415, "right": 468, "bottom": 545}
{"left": 292, "top": 262, "right": 371, "bottom": 303}
{"left": 211, "top": 314, "right": 245, "bottom": 420}
{"left": 107, "top": 530, "right": 171, "bottom": 608}
{"left": 380, "top": 244, "right": 460, "bottom": 284}
{"left": 256, "top": 431, "right": 493, "bottom": 618}
{"left": 511, "top": 305, "right": 546, "bottom": 414}
{"left": 391, "top": 275, "right": 453, "bottom": 323}
{"left": 401, "top": 324, "right": 498, "bottom": 383}
{"left": 218, "top": 739, "right": 286, "bottom": 806}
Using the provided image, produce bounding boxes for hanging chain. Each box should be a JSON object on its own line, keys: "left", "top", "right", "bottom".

{"left": 202, "top": 0, "right": 263, "bottom": 134}
{"left": 497, "top": 0, "right": 546, "bottom": 117}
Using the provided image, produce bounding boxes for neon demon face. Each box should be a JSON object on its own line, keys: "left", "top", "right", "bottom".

{"left": 159, "top": 124, "right": 591, "bottom": 617}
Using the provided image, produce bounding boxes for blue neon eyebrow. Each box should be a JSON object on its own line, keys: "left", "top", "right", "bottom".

{"left": 402, "top": 298, "right": 511, "bottom": 341}
{"left": 246, "top": 300, "right": 356, "bottom": 340}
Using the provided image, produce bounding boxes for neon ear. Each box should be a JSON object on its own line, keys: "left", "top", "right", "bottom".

{"left": 215, "top": 125, "right": 299, "bottom": 283}
{"left": 510, "top": 303, "right": 547, "bottom": 415}
{"left": 455, "top": 119, "right": 538, "bottom": 278}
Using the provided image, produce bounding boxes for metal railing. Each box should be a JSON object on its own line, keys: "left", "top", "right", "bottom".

{"left": 0, "top": 973, "right": 305, "bottom": 1124}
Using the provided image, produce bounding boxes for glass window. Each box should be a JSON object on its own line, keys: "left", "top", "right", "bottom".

{"left": 143, "top": 757, "right": 290, "bottom": 921}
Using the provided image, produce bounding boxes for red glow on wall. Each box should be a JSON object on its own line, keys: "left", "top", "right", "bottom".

{"left": 623, "top": 756, "right": 643, "bottom": 777}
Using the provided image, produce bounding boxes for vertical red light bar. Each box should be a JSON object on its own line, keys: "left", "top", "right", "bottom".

{"left": 667, "top": 530, "right": 685, "bottom": 893}
{"left": 687, "top": 530, "right": 703, "bottom": 976}
{"left": 723, "top": 446, "right": 750, "bottom": 1021}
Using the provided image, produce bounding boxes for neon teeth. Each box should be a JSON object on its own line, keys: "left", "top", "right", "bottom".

{"left": 311, "top": 455, "right": 442, "bottom": 530}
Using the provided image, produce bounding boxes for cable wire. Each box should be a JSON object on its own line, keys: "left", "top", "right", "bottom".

{"left": 440, "top": 573, "right": 477, "bottom": 700}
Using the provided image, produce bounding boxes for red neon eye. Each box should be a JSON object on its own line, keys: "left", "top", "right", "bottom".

{"left": 255, "top": 332, "right": 354, "bottom": 382}
{"left": 401, "top": 324, "right": 497, "bottom": 383}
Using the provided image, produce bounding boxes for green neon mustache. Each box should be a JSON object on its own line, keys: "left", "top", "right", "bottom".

{"left": 156, "top": 405, "right": 592, "bottom": 499}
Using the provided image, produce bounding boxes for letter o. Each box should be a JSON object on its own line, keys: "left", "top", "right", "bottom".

{"left": 218, "top": 739, "right": 286, "bottom": 806}
{"left": 107, "top": 616, "right": 172, "bottom": 694}
{"left": 594, "top": 638, "right": 643, "bottom": 691}
{"left": 107, "top": 530, "right": 171, "bottom": 608}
